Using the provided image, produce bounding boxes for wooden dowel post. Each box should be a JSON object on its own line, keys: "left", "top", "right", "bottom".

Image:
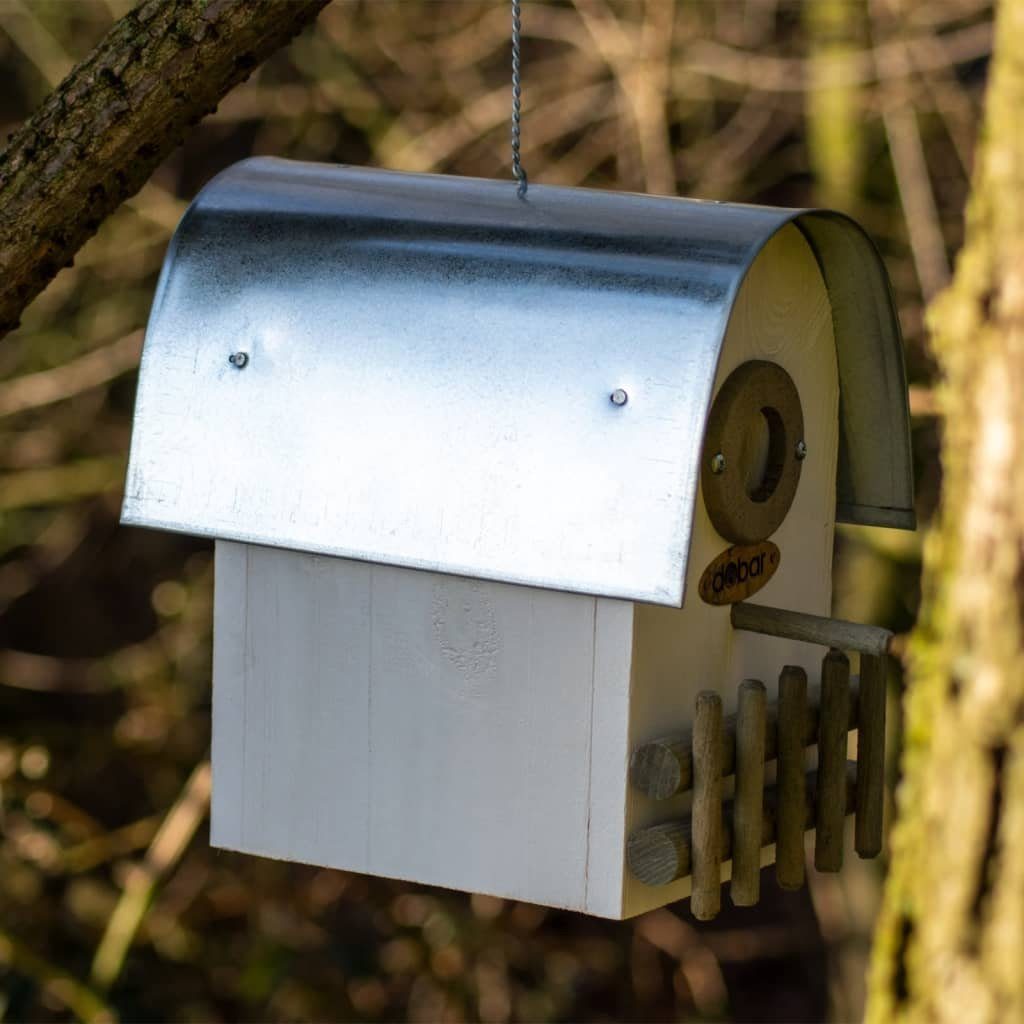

{"left": 629, "top": 677, "right": 862, "bottom": 800}
{"left": 815, "top": 649, "right": 850, "bottom": 872}
{"left": 776, "top": 665, "right": 808, "bottom": 890}
{"left": 731, "top": 680, "right": 766, "bottom": 906}
{"left": 691, "top": 691, "right": 723, "bottom": 921}
{"left": 855, "top": 652, "right": 887, "bottom": 857}
{"left": 627, "top": 762, "right": 859, "bottom": 888}
{"left": 731, "top": 602, "right": 893, "bottom": 657}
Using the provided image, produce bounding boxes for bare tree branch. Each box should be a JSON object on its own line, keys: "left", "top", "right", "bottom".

{"left": 0, "top": 0, "right": 330, "bottom": 339}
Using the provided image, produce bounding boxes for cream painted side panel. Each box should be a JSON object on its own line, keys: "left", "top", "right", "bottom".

{"left": 622, "top": 225, "right": 841, "bottom": 917}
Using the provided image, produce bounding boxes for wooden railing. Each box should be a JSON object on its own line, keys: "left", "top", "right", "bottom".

{"left": 626, "top": 604, "right": 890, "bottom": 921}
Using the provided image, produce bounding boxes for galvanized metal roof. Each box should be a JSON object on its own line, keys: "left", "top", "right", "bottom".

{"left": 122, "top": 158, "right": 914, "bottom": 606}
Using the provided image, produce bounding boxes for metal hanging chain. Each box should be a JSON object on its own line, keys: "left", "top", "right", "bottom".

{"left": 511, "top": 0, "right": 528, "bottom": 198}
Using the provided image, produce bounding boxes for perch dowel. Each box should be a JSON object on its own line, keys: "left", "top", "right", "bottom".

{"left": 630, "top": 676, "right": 862, "bottom": 800}
{"left": 691, "top": 691, "right": 723, "bottom": 921}
{"left": 855, "top": 652, "right": 887, "bottom": 857}
{"left": 731, "top": 679, "right": 766, "bottom": 906}
{"left": 730, "top": 602, "right": 893, "bottom": 656}
{"left": 776, "top": 664, "right": 808, "bottom": 890}
{"left": 815, "top": 649, "right": 850, "bottom": 872}
{"left": 627, "top": 761, "right": 858, "bottom": 887}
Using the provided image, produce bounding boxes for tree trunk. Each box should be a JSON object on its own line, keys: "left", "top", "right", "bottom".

{"left": 867, "top": 1, "right": 1024, "bottom": 1021}
{"left": 0, "top": 0, "right": 330, "bottom": 339}
{"left": 803, "top": 0, "right": 865, "bottom": 212}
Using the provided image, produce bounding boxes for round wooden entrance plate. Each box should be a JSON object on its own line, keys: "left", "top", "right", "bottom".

{"left": 700, "top": 360, "right": 804, "bottom": 544}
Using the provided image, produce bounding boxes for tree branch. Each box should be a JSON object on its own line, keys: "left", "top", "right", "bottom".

{"left": 0, "top": 0, "right": 331, "bottom": 338}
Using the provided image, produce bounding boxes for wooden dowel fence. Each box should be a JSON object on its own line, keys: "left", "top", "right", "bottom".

{"left": 630, "top": 676, "right": 862, "bottom": 801}
{"left": 730, "top": 602, "right": 893, "bottom": 656}
{"left": 627, "top": 761, "right": 858, "bottom": 887}
{"left": 627, "top": 638, "right": 891, "bottom": 919}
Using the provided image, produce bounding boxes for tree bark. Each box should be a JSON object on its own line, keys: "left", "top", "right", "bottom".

{"left": 803, "top": 0, "right": 865, "bottom": 212}
{"left": 0, "top": 0, "right": 330, "bottom": 338}
{"left": 867, "top": 2, "right": 1024, "bottom": 1022}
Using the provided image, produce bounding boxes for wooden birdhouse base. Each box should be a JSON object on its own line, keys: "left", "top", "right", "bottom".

{"left": 210, "top": 540, "right": 888, "bottom": 920}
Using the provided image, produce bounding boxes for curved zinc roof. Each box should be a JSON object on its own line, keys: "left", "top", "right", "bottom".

{"left": 122, "top": 157, "right": 913, "bottom": 606}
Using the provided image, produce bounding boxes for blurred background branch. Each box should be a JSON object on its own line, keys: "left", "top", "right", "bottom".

{"left": 90, "top": 759, "right": 211, "bottom": 992}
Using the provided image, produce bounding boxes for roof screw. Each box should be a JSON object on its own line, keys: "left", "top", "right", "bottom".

{"left": 795, "top": 439, "right": 808, "bottom": 461}
{"left": 610, "top": 388, "right": 629, "bottom": 407}
{"left": 710, "top": 452, "right": 726, "bottom": 474}
{"left": 228, "top": 351, "right": 249, "bottom": 369}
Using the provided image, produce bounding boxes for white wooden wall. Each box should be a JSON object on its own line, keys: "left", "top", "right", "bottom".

{"left": 212, "top": 546, "right": 635, "bottom": 916}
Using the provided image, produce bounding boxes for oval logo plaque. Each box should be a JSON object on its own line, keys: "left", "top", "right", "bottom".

{"left": 698, "top": 541, "right": 780, "bottom": 606}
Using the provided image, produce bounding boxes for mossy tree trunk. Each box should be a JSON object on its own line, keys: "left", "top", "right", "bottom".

{"left": 868, "top": 1, "right": 1024, "bottom": 1021}
{"left": 0, "top": 0, "right": 329, "bottom": 339}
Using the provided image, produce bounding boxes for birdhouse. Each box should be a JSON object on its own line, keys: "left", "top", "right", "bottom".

{"left": 122, "top": 158, "right": 914, "bottom": 919}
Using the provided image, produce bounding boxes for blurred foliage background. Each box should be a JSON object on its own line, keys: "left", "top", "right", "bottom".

{"left": 0, "top": 0, "right": 993, "bottom": 1020}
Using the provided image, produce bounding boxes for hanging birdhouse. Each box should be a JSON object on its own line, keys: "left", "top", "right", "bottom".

{"left": 122, "top": 158, "right": 914, "bottom": 919}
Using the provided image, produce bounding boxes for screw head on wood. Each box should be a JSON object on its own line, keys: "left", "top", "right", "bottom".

{"left": 610, "top": 388, "right": 629, "bottom": 407}
{"left": 795, "top": 439, "right": 807, "bottom": 461}
{"left": 710, "top": 452, "right": 726, "bottom": 474}
{"left": 228, "top": 351, "right": 249, "bottom": 369}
